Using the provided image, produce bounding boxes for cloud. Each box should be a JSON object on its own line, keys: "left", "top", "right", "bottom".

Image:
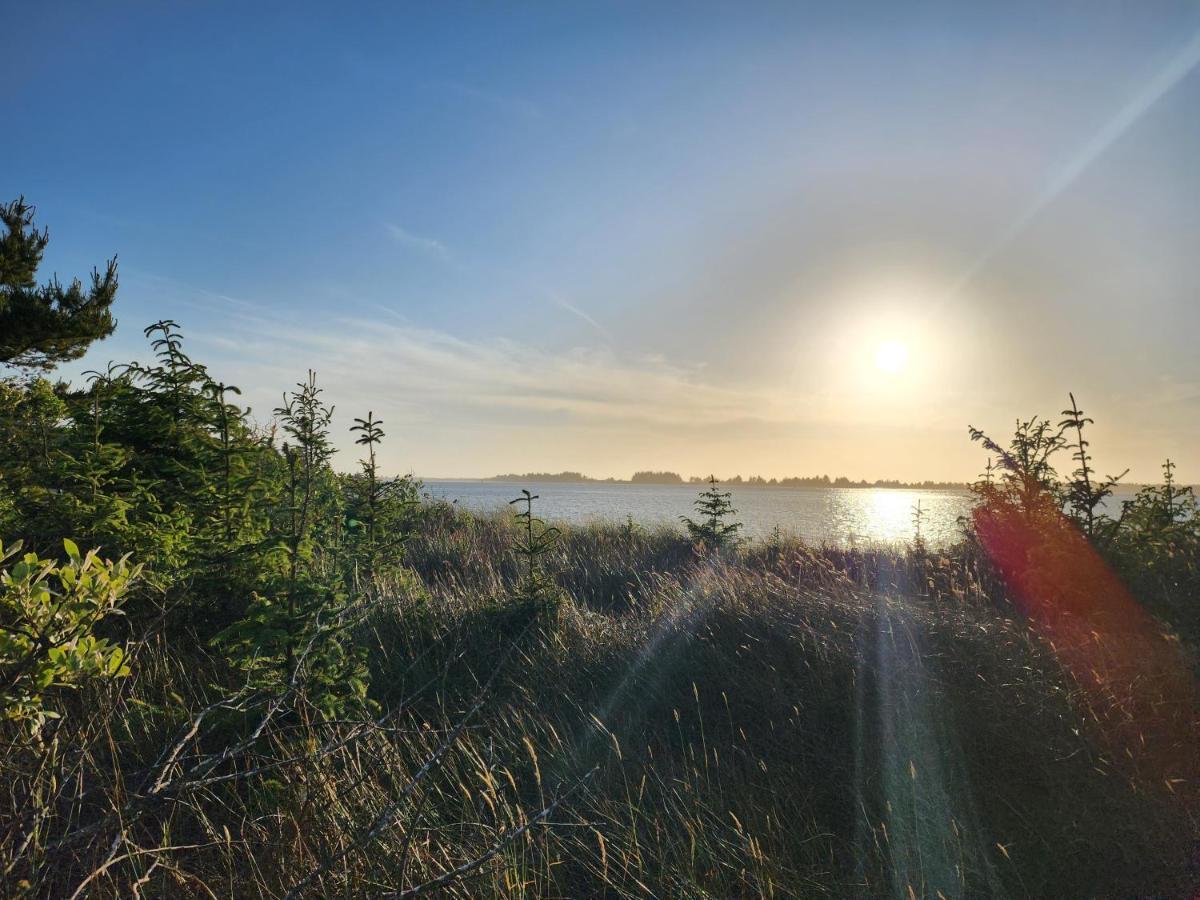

{"left": 431, "top": 81, "right": 544, "bottom": 121}
{"left": 547, "top": 291, "right": 611, "bottom": 340}
{"left": 124, "top": 268, "right": 266, "bottom": 315}
{"left": 188, "top": 315, "right": 818, "bottom": 434}
{"left": 384, "top": 223, "right": 451, "bottom": 262}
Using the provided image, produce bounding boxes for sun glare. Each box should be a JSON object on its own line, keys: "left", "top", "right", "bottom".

{"left": 874, "top": 339, "right": 909, "bottom": 375}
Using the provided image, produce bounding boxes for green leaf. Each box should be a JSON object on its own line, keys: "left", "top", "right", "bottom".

{"left": 105, "top": 649, "right": 127, "bottom": 675}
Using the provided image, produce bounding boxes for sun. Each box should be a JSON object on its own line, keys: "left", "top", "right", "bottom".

{"left": 874, "top": 339, "right": 909, "bottom": 375}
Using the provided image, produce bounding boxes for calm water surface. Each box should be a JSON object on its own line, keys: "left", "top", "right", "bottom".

{"left": 423, "top": 480, "right": 1144, "bottom": 548}
{"left": 424, "top": 480, "right": 979, "bottom": 547}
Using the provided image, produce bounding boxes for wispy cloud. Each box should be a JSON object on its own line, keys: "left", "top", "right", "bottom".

{"left": 384, "top": 223, "right": 451, "bottom": 262}
{"left": 125, "top": 268, "right": 265, "bottom": 314}
{"left": 431, "top": 81, "right": 544, "bottom": 121}
{"left": 547, "top": 291, "right": 611, "bottom": 340}
{"left": 189, "top": 316, "right": 817, "bottom": 433}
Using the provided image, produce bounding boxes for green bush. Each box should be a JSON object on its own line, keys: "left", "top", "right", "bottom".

{"left": 0, "top": 538, "right": 138, "bottom": 730}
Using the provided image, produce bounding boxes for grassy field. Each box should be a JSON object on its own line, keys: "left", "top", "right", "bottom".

{"left": 6, "top": 504, "right": 1197, "bottom": 897}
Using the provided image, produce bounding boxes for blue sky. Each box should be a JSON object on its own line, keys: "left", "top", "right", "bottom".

{"left": 4, "top": 2, "right": 1199, "bottom": 480}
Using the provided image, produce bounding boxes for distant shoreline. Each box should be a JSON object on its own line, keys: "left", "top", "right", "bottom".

{"left": 419, "top": 474, "right": 1166, "bottom": 492}
{"left": 425, "top": 472, "right": 972, "bottom": 490}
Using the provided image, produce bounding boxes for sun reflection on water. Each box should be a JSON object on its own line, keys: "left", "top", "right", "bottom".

{"left": 840, "top": 490, "right": 929, "bottom": 545}
{"left": 429, "top": 481, "right": 981, "bottom": 547}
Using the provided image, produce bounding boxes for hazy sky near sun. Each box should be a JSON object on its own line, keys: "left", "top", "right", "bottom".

{"left": 4, "top": 2, "right": 1199, "bottom": 481}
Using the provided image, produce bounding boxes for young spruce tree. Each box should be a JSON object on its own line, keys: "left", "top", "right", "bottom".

{"left": 1058, "top": 392, "right": 1126, "bottom": 540}
{"left": 215, "top": 371, "right": 373, "bottom": 718}
{"left": 681, "top": 475, "right": 741, "bottom": 548}
{"left": 508, "top": 489, "right": 562, "bottom": 613}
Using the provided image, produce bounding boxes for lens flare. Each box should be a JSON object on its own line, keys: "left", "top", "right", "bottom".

{"left": 972, "top": 493, "right": 1198, "bottom": 800}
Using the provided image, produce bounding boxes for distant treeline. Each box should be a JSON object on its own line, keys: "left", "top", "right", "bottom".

{"left": 486, "top": 471, "right": 623, "bottom": 483}
{"left": 486, "top": 470, "right": 967, "bottom": 489}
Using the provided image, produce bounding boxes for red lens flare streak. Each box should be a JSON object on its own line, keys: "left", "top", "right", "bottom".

{"left": 972, "top": 493, "right": 1198, "bottom": 804}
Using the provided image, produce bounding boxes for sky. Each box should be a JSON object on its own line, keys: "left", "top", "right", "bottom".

{"left": 3, "top": 1, "right": 1199, "bottom": 482}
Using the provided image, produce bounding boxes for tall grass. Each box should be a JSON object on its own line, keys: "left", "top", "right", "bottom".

{"left": 3, "top": 505, "right": 1196, "bottom": 896}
